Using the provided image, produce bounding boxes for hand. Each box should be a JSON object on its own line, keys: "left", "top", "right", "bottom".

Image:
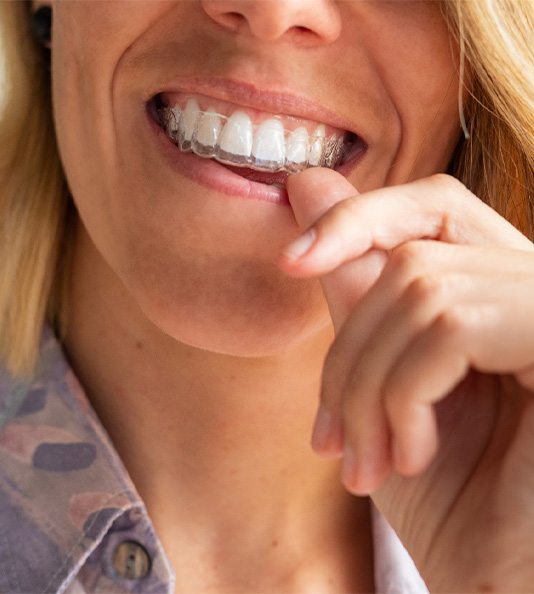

{"left": 278, "top": 168, "right": 534, "bottom": 592}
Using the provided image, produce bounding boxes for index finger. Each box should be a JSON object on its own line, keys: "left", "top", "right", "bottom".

{"left": 279, "top": 172, "right": 533, "bottom": 277}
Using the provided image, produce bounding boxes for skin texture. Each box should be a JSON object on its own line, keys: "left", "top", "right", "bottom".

{"left": 32, "top": 0, "right": 534, "bottom": 591}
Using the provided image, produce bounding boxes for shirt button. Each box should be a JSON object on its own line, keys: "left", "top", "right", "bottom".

{"left": 112, "top": 540, "right": 152, "bottom": 579}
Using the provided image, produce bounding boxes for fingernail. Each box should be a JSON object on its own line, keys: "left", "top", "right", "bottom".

{"left": 283, "top": 228, "right": 317, "bottom": 260}
{"left": 342, "top": 445, "right": 375, "bottom": 495}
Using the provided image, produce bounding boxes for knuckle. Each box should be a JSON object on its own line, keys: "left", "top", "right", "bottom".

{"left": 405, "top": 274, "right": 446, "bottom": 307}
{"left": 429, "top": 172, "right": 464, "bottom": 193}
{"left": 428, "top": 173, "right": 468, "bottom": 205}
{"left": 383, "top": 382, "right": 409, "bottom": 422}
{"left": 315, "top": 197, "right": 360, "bottom": 238}
{"left": 328, "top": 196, "right": 360, "bottom": 225}
{"left": 434, "top": 306, "right": 468, "bottom": 339}
{"left": 389, "top": 241, "right": 426, "bottom": 278}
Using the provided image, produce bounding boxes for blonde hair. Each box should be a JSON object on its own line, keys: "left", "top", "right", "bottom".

{"left": 0, "top": 1, "right": 533, "bottom": 378}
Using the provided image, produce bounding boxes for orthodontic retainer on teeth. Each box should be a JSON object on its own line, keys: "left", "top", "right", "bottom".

{"left": 157, "top": 104, "right": 349, "bottom": 174}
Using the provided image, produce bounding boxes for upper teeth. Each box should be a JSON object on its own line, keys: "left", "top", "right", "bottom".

{"left": 157, "top": 97, "right": 348, "bottom": 173}
{"left": 219, "top": 111, "right": 254, "bottom": 160}
{"left": 252, "top": 118, "right": 285, "bottom": 165}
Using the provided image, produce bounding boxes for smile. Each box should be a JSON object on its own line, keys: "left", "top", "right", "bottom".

{"left": 149, "top": 92, "right": 365, "bottom": 176}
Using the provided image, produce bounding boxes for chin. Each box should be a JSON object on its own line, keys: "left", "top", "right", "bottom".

{"left": 129, "top": 266, "right": 333, "bottom": 358}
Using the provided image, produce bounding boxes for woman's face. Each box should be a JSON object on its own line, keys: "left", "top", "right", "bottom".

{"left": 47, "top": 0, "right": 462, "bottom": 355}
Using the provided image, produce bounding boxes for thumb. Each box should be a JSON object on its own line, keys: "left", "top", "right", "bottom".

{"left": 285, "top": 168, "right": 387, "bottom": 332}
{"left": 286, "top": 167, "right": 359, "bottom": 229}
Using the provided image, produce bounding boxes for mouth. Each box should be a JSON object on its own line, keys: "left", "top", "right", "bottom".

{"left": 146, "top": 91, "right": 367, "bottom": 188}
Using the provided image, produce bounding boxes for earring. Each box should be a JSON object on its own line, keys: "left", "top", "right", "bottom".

{"left": 31, "top": 6, "right": 52, "bottom": 46}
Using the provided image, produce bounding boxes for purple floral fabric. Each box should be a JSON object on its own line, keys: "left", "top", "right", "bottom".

{"left": 0, "top": 323, "right": 428, "bottom": 594}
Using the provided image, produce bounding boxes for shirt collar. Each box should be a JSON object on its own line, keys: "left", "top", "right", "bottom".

{"left": 0, "top": 323, "right": 175, "bottom": 593}
{"left": 371, "top": 501, "right": 429, "bottom": 593}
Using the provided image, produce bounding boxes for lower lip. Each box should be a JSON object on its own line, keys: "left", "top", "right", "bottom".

{"left": 145, "top": 105, "right": 365, "bottom": 207}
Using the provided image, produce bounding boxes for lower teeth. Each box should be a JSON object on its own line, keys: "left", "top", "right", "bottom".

{"left": 156, "top": 105, "right": 349, "bottom": 174}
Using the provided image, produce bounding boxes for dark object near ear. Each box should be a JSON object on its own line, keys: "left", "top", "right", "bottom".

{"left": 31, "top": 6, "right": 52, "bottom": 45}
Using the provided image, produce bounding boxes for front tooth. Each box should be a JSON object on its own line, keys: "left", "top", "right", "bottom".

{"left": 192, "top": 106, "right": 222, "bottom": 157}
{"left": 285, "top": 127, "right": 309, "bottom": 170}
{"left": 307, "top": 124, "right": 326, "bottom": 166}
{"left": 179, "top": 98, "right": 200, "bottom": 150}
{"left": 217, "top": 111, "right": 253, "bottom": 161}
{"left": 252, "top": 118, "right": 285, "bottom": 168}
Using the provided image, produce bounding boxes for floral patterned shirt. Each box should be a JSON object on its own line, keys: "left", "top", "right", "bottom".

{"left": 0, "top": 324, "right": 428, "bottom": 593}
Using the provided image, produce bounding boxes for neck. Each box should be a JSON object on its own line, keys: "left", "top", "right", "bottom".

{"left": 62, "top": 222, "right": 374, "bottom": 592}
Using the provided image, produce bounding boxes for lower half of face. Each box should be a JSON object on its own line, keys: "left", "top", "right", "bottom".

{"left": 52, "top": 0, "right": 463, "bottom": 356}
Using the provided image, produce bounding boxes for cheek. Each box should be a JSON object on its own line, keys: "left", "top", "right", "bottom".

{"left": 355, "top": 2, "right": 462, "bottom": 179}
{"left": 51, "top": 2, "right": 170, "bottom": 252}
{"left": 52, "top": 7, "right": 124, "bottom": 262}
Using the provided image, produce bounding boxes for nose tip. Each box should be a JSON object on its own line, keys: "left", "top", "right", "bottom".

{"left": 200, "top": 0, "right": 341, "bottom": 44}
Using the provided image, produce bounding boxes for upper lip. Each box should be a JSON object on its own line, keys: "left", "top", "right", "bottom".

{"left": 147, "top": 76, "right": 361, "bottom": 139}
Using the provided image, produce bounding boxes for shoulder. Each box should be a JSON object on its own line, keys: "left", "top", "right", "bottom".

{"left": 0, "top": 336, "right": 71, "bottom": 593}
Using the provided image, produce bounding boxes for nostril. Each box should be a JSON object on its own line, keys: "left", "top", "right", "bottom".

{"left": 218, "top": 11, "right": 246, "bottom": 32}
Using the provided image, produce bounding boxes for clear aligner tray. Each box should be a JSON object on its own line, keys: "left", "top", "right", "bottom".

{"left": 157, "top": 106, "right": 347, "bottom": 174}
